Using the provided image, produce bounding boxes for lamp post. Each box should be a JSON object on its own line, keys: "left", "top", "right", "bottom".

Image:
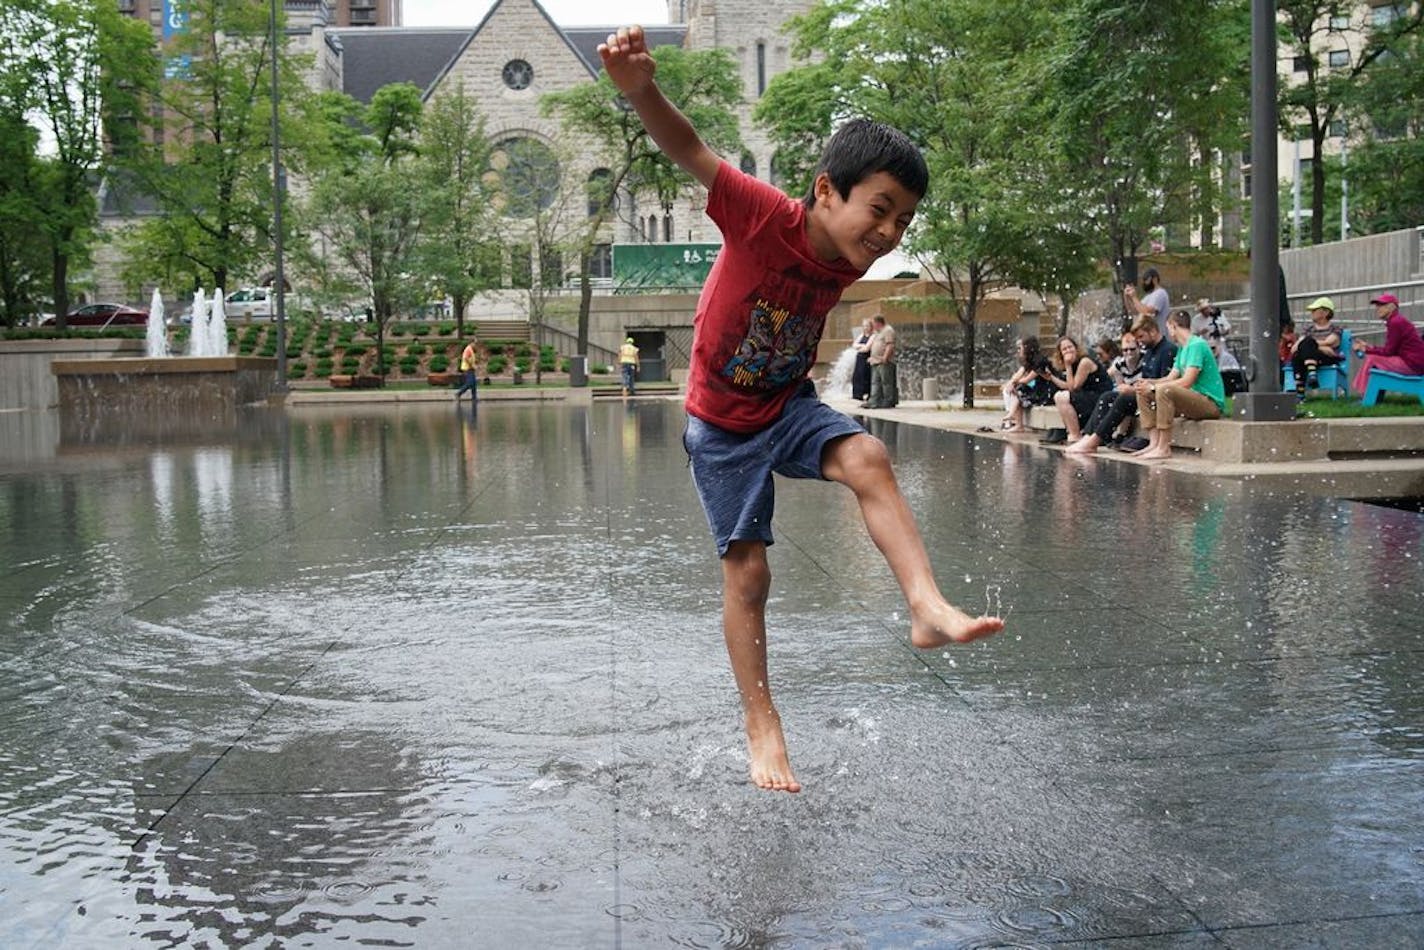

{"left": 1237, "top": 0, "right": 1295, "bottom": 420}
{"left": 269, "top": 0, "right": 287, "bottom": 392}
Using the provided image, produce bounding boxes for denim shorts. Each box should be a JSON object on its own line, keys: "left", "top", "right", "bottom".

{"left": 683, "top": 382, "right": 865, "bottom": 556}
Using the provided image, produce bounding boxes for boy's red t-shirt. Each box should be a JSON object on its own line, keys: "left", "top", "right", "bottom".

{"left": 684, "top": 162, "right": 864, "bottom": 434}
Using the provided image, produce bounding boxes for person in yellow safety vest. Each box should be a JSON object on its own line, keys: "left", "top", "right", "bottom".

{"left": 619, "top": 337, "right": 640, "bottom": 396}
{"left": 455, "top": 339, "right": 479, "bottom": 403}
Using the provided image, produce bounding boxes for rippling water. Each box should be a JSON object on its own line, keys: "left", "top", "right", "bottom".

{"left": 2, "top": 401, "right": 1422, "bottom": 946}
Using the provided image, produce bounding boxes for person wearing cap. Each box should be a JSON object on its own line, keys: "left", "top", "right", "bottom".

{"left": 1288, "top": 296, "right": 1344, "bottom": 397}
{"left": 1351, "top": 293, "right": 1424, "bottom": 395}
{"left": 618, "top": 336, "right": 640, "bottom": 396}
{"left": 1123, "top": 267, "right": 1170, "bottom": 336}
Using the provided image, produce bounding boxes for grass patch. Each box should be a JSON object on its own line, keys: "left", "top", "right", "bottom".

{"left": 1297, "top": 395, "right": 1424, "bottom": 418}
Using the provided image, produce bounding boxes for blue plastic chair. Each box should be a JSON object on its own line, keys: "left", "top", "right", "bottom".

{"left": 1282, "top": 328, "right": 1351, "bottom": 398}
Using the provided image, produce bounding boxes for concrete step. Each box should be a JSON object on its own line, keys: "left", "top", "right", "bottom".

{"left": 472, "top": 321, "right": 531, "bottom": 342}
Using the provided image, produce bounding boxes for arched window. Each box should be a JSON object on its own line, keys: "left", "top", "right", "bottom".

{"left": 489, "top": 137, "right": 560, "bottom": 218}
{"left": 739, "top": 152, "right": 756, "bottom": 177}
{"left": 647, "top": 215, "right": 658, "bottom": 242}
{"left": 587, "top": 168, "right": 613, "bottom": 217}
{"left": 663, "top": 214, "right": 673, "bottom": 242}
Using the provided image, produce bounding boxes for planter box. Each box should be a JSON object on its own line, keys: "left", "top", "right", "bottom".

{"left": 427, "top": 372, "right": 458, "bottom": 386}
{"left": 329, "top": 374, "right": 383, "bottom": 389}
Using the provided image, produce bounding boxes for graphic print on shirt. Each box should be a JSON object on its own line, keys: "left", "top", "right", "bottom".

{"left": 719, "top": 266, "right": 843, "bottom": 392}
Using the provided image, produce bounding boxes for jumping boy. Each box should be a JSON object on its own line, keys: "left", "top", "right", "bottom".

{"left": 599, "top": 27, "right": 1006, "bottom": 794}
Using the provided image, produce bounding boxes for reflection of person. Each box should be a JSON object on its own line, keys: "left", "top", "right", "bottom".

{"left": 1351, "top": 293, "right": 1424, "bottom": 394}
{"left": 865, "top": 314, "right": 898, "bottom": 408}
{"left": 1131, "top": 310, "right": 1225, "bottom": 460}
{"left": 1289, "top": 297, "right": 1344, "bottom": 397}
{"left": 851, "top": 318, "right": 873, "bottom": 401}
{"left": 454, "top": 339, "right": 479, "bottom": 403}
{"left": 599, "top": 25, "right": 1003, "bottom": 794}
{"left": 619, "top": 336, "right": 640, "bottom": 396}
{"left": 1123, "top": 267, "right": 1170, "bottom": 336}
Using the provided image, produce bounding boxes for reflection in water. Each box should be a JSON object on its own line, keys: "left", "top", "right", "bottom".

{"left": 0, "top": 402, "right": 1420, "bottom": 945}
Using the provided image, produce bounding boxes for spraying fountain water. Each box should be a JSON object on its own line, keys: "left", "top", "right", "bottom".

{"left": 208, "top": 287, "right": 228, "bottom": 357}
{"left": 822, "top": 347, "right": 859, "bottom": 399}
{"left": 188, "top": 289, "right": 209, "bottom": 357}
{"left": 145, "top": 289, "right": 169, "bottom": 358}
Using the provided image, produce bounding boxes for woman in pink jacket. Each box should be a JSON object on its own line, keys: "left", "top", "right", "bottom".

{"left": 1351, "top": 293, "right": 1424, "bottom": 394}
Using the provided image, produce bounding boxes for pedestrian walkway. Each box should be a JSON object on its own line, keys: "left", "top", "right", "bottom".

{"left": 1, "top": 400, "right": 1420, "bottom": 946}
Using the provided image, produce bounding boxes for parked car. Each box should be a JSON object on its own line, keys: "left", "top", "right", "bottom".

{"left": 223, "top": 287, "right": 273, "bottom": 320}
{"left": 43, "top": 303, "right": 148, "bottom": 327}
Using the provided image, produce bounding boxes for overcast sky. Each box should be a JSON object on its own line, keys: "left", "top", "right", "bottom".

{"left": 402, "top": 0, "right": 671, "bottom": 28}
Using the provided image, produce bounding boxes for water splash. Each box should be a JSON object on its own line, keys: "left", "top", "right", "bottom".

{"left": 822, "top": 346, "right": 858, "bottom": 398}
{"left": 145, "top": 289, "right": 169, "bottom": 358}
{"left": 208, "top": 287, "right": 228, "bottom": 357}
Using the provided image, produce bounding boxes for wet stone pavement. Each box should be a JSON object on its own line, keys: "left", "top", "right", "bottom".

{"left": 1, "top": 400, "right": 1422, "bottom": 948}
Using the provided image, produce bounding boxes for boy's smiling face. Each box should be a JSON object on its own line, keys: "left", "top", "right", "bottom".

{"left": 806, "top": 171, "right": 920, "bottom": 272}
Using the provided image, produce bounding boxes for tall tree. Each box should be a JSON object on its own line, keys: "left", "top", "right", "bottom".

{"left": 1051, "top": 0, "right": 1245, "bottom": 283}
{"left": 416, "top": 81, "right": 498, "bottom": 340}
{"left": 1278, "top": 0, "right": 1424, "bottom": 245}
{"left": 302, "top": 84, "right": 426, "bottom": 377}
{"left": 0, "top": 112, "right": 47, "bottom": 325}
{"left": 120, "top": 0, "right": 309, "bottom": 294}
{"left": 541, "top": 43, "right": 742, "bottom": 354}
{"left": 1, "top": 0, "right": 152, "bottom": 325}
{"left": 760, "top": 0, "right": 1092, "bottom": 407}
{"left": 1337, "top": 18, "right": 1424, "bottom": 236}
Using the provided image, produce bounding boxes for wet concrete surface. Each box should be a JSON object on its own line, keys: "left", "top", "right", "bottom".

{"left": 2, "top": 400, "right": 1422, "bottom": 947}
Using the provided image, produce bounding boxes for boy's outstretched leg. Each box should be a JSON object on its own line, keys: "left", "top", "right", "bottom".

{"left": 721, "top": 540, "right": 801, "bottom": 793}
{"left": 822, "top": 434, "right": 1005, "bottom": 647}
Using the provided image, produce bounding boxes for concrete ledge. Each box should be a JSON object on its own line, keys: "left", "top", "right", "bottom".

{"left": 1023, "top": 404, "right": 1424, "bottom": 464}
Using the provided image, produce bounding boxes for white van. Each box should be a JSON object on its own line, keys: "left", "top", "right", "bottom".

{"left": 224, "top": 287, "right": 273, "bottom": 320}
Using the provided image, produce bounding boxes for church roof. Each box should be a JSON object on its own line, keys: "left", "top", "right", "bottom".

{"left": 329, "top": 28, "right": 474, "bottom": 103}
{"left": 330, "top": 18, "right": 688, "bottom": 104}
{"left": 562, "top": 27, "right": 688, "bottom": 74}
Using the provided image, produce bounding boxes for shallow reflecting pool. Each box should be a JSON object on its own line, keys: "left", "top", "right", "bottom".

{"left": 2, "top": 401, "right": 1421, "bottom": 946}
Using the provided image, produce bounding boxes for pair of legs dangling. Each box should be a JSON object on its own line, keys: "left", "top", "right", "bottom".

{"left": 718, "top": 431, "right": 1003, "bottom": 793}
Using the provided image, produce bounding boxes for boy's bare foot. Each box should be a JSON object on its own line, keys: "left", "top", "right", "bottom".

{"left": 910, "top": 599, "right": 1005, "bottom": 649}
{"left": 745, "top": 715, "right": 801, "bottom": 793}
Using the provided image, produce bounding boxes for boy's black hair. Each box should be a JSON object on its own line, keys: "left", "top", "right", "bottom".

{"left": 802, "top": 118, "right": 929, "bottom": 208}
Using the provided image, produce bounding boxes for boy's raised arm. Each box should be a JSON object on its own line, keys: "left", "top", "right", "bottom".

{"left": 598, "top": 26, "right": 721, "bottom": 191}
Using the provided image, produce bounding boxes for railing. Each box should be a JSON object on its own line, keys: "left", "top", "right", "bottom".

{"left": 538, "top": 322, "right": 619, "bottom": 367}
{"left": 1211, "top": 277, "right": 1424, "bottom": 342}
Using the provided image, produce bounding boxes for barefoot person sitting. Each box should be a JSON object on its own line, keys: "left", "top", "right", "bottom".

{"left": 1130, "top": 309, "right": 1225, "bottom": 460}
{"left": 599, "top": 26, "right": 1005, "bottom": 794}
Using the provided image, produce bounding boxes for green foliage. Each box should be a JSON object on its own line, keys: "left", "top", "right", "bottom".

{"left": 429, "top": 354, "right": 449, "bottom": 372}
{"left": 437, "top": 322, "right": 456, "bottom": 336}
{"left": 314, "top": 357, "right": 334, "bottom": 376}
{"left": 117, "top": 0, "right": 313, "bottom": 294}
{"left": 591, "top": 363, "right": 611, "bottom": 374}
{"left": 340, "top": 356, "right": 360, "bottom": 373}
{"left": 2, "top": 0, "right": 153, "bottom": 320}
{"left": 412, "top": 325, "right": 431, "bottom": 336}
{"left": 404, "top": 342, "right": 427, "bottom": 357}
{"left": 343, "top": 343, "right": 368, "bottom": 356}
{"left": 487, "top": 354, "right": 507, "bottom": 374}
{"left": 288, "top": 360, "right": 307, "bottom": 378}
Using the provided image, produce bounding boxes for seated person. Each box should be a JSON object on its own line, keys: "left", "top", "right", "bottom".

{"left": 1067, "top": 317, "right": 1176, "bottom": 455}
{"left": 1041, "top": 335, "right": 1113, "bottom": 444}
{"left": 1105, "top": 332, "right": 1143, "bottom": 388}
{"left": 1289, "top": 296, "right": 1344, "bottom": 396}
{"left": 1278, "top": 314, "right": 1297, "bottom": 365}
{"left": 1351, "top": 292, "right": 1424, "bottom": 393}
{"left": 1130, "top": 309, "right": 1226, "bottom": 461}
{"left": 999, "top": 335, "right": 1056, "bottom": 432}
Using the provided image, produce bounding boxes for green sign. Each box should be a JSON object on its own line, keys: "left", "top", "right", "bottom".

{"left": 612, "top": 243, "right": 723, "bottom": 293}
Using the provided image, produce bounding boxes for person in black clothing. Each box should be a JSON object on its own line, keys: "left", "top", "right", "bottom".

{"left": 850, "top": 318, "right": 874, "bottom": 401}
{"left": 1066, "top": 314, "right": 1178, "bottom": 455}
{"left": 1041, "top": 335, "right": 1113, "bottom": 444}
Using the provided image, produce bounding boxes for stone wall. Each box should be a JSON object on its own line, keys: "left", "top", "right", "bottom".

{"left": 0, "top": 338, "right": 144, "bottom": 411}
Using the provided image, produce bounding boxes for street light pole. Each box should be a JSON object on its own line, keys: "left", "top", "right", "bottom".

{"left": 1237, "top": 0, "right": 1295, "bottom": 420}
{"left": 269, "top": 0, "right": 287, "bottom": 392}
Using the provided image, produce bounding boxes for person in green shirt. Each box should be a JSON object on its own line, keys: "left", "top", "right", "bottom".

{"left": 1130, "top": 309, "right": 1225, "bottom": 461}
